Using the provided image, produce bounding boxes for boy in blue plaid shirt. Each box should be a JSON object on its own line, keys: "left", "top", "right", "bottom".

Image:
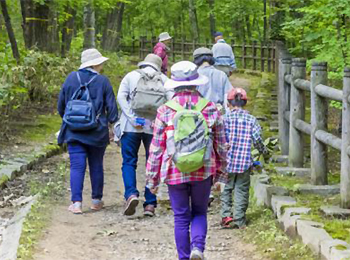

{"left": 221, "top": 88, "right": 269, "bottom": 229}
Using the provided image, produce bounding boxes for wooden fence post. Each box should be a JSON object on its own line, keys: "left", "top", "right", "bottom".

{"left": 267, "top": 43, "right": 272, "bottom": 72}
{"left": 139, "top": 36, "right": 144, "bottom": 59}
{"left": 261, "top": 42, "right": 265, "bottom": 72}
{"left": 289, "top": 58, "right": 306, "bottom": 167}
{"left": 278, "top": 56, "right": 292, "bottom": 155}
{"left": 231, "top": 39, "right": 235, "bottom": 56}
{"left": 242, "top": 42, "right": 246, "bottom": 69}
{"left": 131, "top": 36, "right": 135, "bottom": 54}
{"left": 341, "top": 68, "right": 350, "bottom": 208}
{"left": 171, "top": 38, "right": 175, "bottom": 62}
{"left": 181, "top": 37, "right": 185, "bottom": 60}
{"left": 311, "top": 62, "right": 328, "bottom": 185}
{"left": 253, "top": 41, "right": 257, "bottom": 71}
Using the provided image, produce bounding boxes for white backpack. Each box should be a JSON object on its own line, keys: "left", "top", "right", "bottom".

{"left": 130, "top": 70, "right": 167, "bottom": 120}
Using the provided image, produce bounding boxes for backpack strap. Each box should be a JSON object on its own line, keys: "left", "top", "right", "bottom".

{"left": 165, "top": 100, "right": 185, "bottom": 112}
{"left": 76, "top": 72, "right": 98, "bottom": 88}
{"left": 194, "top": 98, "right": 209, "bottom": 112}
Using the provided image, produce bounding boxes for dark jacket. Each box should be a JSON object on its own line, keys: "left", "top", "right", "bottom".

{"left": 57, "top": 69, "right": 118, "bottom": 147}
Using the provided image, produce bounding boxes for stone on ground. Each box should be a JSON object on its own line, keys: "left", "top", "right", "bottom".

{"left": 320, "top": 205, "right": 350, "bottom": 218}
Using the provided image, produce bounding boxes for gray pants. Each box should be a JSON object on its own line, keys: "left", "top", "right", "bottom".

{"left": 214, "top": 65, "right": 233, "bottom": 77}
{"left": 220, "top": 169, "right": 251, "bottom": 226}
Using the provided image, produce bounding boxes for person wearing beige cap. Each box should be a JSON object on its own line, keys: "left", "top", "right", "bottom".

{"left": 117, "top": 54, "right": 171, "bottom": 217}
{"left": 153, "top": 32, "right": 172, "bottom": 75}
{"left": 57, "top": 48, "right": 118, "bottom": 214}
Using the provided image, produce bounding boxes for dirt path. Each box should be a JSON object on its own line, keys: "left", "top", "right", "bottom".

{"left": 32, "top": 144, "right": 265, "bottom": 260}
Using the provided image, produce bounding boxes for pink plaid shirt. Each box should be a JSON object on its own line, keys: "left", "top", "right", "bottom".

{"left": 146, "top": 90, "right": 227, "bottom": 189}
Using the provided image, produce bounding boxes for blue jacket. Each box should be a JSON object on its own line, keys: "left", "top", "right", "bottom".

{"left": 57, "top": 69, "right": 118, "bottom": 147}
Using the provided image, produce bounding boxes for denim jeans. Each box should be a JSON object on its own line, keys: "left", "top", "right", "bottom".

{"left": 68, "top": 142, "right": 106, "bottom": 202}
{"left": 168, "top": 177, "right": 212, "bottom": 260}
{"left": 120, "top": 132, "right": 157, "bottom": 207}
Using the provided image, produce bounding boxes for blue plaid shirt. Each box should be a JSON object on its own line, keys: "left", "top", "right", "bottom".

{"left": 225, "top": 109, "right": 267, "bottom": 173}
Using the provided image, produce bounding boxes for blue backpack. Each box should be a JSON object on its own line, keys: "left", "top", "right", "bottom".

{"left": 63, "top": 72, "right": 99, "bottom": 131}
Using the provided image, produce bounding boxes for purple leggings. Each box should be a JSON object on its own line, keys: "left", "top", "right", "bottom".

{"left": 168, "top": 177, "right": 212, "bottom": 260}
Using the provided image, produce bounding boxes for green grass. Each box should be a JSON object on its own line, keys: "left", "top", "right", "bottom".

{"left": 22, "top": 114, "right": 62, "bottom": 142}
{"left": 242, "top": 195, "right": 317, "bottom": 260}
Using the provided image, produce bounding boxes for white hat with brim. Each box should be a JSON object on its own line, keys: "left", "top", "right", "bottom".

{"left": 137, "top": 54, "right": 162, "bottom": 71}
{"left": 79, "top": 48, "right": 109, "bottom": 70}
{"left": 164, "top": 61, "right": 209, "bottom": 90}
{"left": 159, "top": 32, "right": 172, "bottom": 42}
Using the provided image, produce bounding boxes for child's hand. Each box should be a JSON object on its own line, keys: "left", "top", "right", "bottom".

{"left": 213, "top": 182, "right": 223, "bottom": 191}
{"left": 150, "top": 187, "right": 158, "bottom": 195}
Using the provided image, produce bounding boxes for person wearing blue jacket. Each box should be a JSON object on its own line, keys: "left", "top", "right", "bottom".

{"left": 57, "top": 48, "right": 118, "bottom": 214}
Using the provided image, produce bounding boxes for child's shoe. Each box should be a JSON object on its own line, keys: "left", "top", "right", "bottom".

{"left": 190, "top": 248, "right": 204, "bottom": 260}
{"left": 68, "top": 202, "right": 82, "bottom": 214}
{"left": 220, "top": 217, "right": 233, "bottom": 228}
{"left": 144, "top": 204, "right": 155, "bottom": 217}
{"left": 91, "top": 199, "right": 104, "bottom": 211}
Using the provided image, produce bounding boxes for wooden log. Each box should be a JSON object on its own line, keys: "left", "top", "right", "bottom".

{"left": 289, "top": 58, "right": 307, "bottom": 167}
{"left": 278, "top": 56, "right": 292, "bottom": 155}
{"left": 295, "top": 119, "right": 311, "bottom": 135}
{"left": 294, "top": 79, "right": 311, "bottom": 92}
{"left": 285, "top": 74, "right": 292, "bottom": 84}
{"left": 341, "top": 68, "right": 350, "bottom": 208}
{"left": 315, "top": 130, "right": 342, "bottom": 151}
{"left": 315, "top": 84, "right": 343, "bottom": 102}
{"left": 311, "top": 62, "right": 329, "bottom": 185}
{"left": 284, "top": 111, "right": 290, "bottom": 122}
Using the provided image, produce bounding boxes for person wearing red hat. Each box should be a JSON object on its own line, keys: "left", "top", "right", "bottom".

{"left": 220, "top": 87, "right": 269, "bottom": 229}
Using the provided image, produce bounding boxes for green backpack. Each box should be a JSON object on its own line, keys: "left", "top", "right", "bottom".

{"left": 166, "top": 98, "right": 211, "bottom": 173}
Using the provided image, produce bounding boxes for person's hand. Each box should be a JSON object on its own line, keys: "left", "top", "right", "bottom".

{"left": 213, "top": 182, "right": 223, "bottom": 191}
{"left": 150, "top": 187, "right": 158, "bottom": 194}
{"left": 134, "top": 125, "right": 143, "bottom": 130}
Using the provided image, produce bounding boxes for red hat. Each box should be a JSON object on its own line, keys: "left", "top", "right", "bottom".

{"left": 227, "top": 88, "right": 248, "bottom": 100}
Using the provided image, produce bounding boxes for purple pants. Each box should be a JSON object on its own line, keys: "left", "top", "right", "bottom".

{"left": 168, "top": 177, "right": 212, "bottom": 260}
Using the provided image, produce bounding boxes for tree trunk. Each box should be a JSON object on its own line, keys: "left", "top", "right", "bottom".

{"left": 1, "top": 0, "right": 20, "bottom": 64}
{"left": 245, "top": 15, "right": 251, "bottom": 41}
{"left": 33, "top": 0, "right": 51, "bottom": 52}
{"left": 188, "top": 0, "right": 200, "bottom": 42}
{"left": 101, "top": 2, "right": 125, "bottom": 51}
{"left": 83, "top": 0, "right": 95, "bottom": 49}
{"left": 208, "top": 0, "right": 215, "bottom": 36}
{"left": 61, "top": 7, "right": 76, "bottom": 57}
{"left": 20, "top": 0, "right": 35, "bottom": 49}
{"left": 263, "top": 0, "right": 267, "bottom": 42}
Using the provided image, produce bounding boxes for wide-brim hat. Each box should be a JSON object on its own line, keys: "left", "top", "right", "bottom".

{"left": 159, "top": 32, "right": 172, "bottom": 42}
{"left": 138, "top": 54, "right": 162, "bottom": 71}
{"left": 164, "top": 61, "right": 208, "bottom": 90}
{"left": 79, "top": 48, "right": 109, "bottom": 70}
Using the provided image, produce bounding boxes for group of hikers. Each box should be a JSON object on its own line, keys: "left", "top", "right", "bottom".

{"left": 57, "top": 31, "right": 269, "bottom": 260}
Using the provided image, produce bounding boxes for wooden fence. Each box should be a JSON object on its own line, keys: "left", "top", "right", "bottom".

{"left": 121, "top": 37, "right": 277, "bottom": 73}
{"left": 278, "top": 51, "right": 350, "bottom": 208}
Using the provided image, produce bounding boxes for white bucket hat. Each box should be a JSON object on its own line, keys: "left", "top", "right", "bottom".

{"left": 79, "top": 48, "right": 109, "bottom": 70}
{"left": 138, "top": 54, "right": 162, "bottom": 71}
{"left": 159, "top": 32, "right": 172, "bottom": 42}
{"left": 164, "top": 61, "right": 208, "bottom": 90}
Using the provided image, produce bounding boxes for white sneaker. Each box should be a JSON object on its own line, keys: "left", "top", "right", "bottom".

{"left": 190, "top": 248, "right": 204, "bottom": 260}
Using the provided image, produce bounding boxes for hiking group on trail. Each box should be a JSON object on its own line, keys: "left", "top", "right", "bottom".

{"left": 57, "top": 31, "right": 269, "bottom": 260}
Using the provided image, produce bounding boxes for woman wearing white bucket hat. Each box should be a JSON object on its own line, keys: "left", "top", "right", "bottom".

{"left": 153, "top": 32, "right": 172, "bottom": 75}
{"left": 58, "top": 48, "right": 118, "bottom": 214}
{"left": 146, "top": 61, "right": 228, "bottom": 260}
